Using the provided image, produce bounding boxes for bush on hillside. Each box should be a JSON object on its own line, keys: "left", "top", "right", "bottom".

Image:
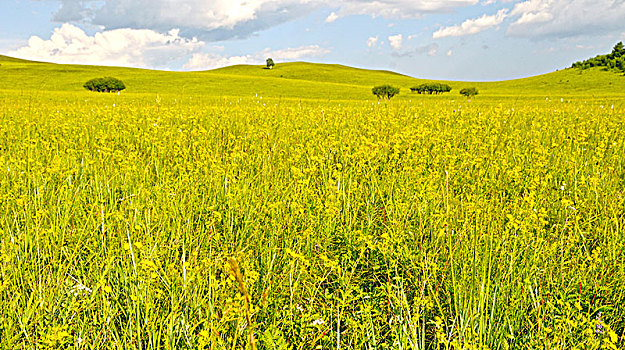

{"left": 459, "top": 87, "right": 479, "bottom": 99}
{"left": 411, "top": 83, "right": 452, "bottom": 94}
{"left": 372, "top": 85, "right": 400, "bottom": 100}
{"left": 83, "top": 77, "right": 126, "bottom": 93}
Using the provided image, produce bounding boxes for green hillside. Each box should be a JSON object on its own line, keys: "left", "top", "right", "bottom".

{"left": 1, "top": 54, "right": 625, "bottom": 99}
{"left": 211, "top": 62, "right": 411, "bottom": 86}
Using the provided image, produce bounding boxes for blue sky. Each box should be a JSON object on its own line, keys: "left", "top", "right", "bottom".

{"left": 1, "top": 0, "right": 624, "bottom": 81}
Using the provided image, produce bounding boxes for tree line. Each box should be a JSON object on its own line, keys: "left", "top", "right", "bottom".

{"left": 572, "top": 42, "right": 625, "bottom": 73}
{"left": 410, "top": 83, "right": 452, "bottom": 94}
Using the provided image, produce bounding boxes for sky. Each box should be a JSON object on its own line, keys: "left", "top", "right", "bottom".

{"left": 1, "top": 0, "right": 624, "bottom": 81}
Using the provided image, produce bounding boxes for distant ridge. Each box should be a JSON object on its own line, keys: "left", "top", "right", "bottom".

{"left": 0, "top": 55, "right": 39, "bottom": 63}
{"left": 208, "top": 61, "right": 418, "bottom": 87}
{"left": 1, "top": 54, "right": 624, "bottom": 99}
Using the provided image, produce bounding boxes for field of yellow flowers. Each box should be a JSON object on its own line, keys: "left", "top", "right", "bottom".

{"left": 0, "top": 91, "right": 623, "bottom": 349}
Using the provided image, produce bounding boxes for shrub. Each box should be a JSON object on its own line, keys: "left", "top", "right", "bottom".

{"left": 410, "top": 83, "right": 452, "bottom": 95}
{"left": 83, "top": 77, "right": 126, "bottom": 93}
{"left": 372, "top": 85, "right": 400, "bottom": 100}
{"left": 459, "top": 87, "right": 479, "bottom": 99}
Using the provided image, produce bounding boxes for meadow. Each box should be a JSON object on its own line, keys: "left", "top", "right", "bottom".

{"left": 0, "top": 56, "right": 624, "bottom": 349}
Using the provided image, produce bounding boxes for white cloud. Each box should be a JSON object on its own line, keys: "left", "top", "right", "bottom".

{"left": 515, "top": 11, "right": 553, "bottom": 25}
{"left": 392, "top": 43, "right": 439, "bottom": 57}
{"left": 481, "top": 0, "right": 515, "bottom": 5}
{"left": 9, "top": 23, "right": 203, "bottom": 68}
{"left": 427, "top": 44, "right": 439, "bottom": 56}
{"left": 507, "top": 0, "right": 625, "bottom": 38}
{"left": 330, "top": 0, "right": 479, "bottom": 20}
{"left": 183, "top": 45, "right": 331, "bottom": 70}
{"left": 388, "top": 34, "right": 403, "bottom": 50}
{"left": 433, "top": 8, "right": 508, "bottom": 38}
{"left": 259, "top": 45, "right": 331, "bottom": 60}
{"left": 325, "top": 12, "right": 339, "bottom": 23}
{"left": 447, "top": 49, "right": 453, "bottom": 56}
{"left": 366, "top": 36, "right": 379, "bottom": 48}
{"left": 183, "top": 53, "right": 252, "bottom": 70}
{"left": 46, "top": 0, "right": 479, "bottom": 40}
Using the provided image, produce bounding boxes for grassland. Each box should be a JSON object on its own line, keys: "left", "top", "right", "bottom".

{"left": 2, "top": 54, "right": 625, "bottom": 99}
{"left": 0, "top": 56, "right": 624, "bottom": 349}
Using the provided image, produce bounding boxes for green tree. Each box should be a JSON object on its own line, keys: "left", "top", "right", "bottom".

{"left": 266, "top": 58, "right": 275, "bottom": 69}
{"left": 372, "top": 85, "right": 400, "bottom": 100}
{"left": 612, "top": 42, "right": 624, "bottom": 57}
{"left": 411, "top": 83, "right": 452, "bottom": 94}
{"left": 459, "top": 87, "right": 479, "bottom": 99}
{"left": 83, "top": 77, "right": 126, "bottom": 93}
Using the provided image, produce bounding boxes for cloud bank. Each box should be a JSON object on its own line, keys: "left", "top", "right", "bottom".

{"left": 506, "top": 0, "right": 625, "bottom": 38}
{"left": 183, "top": 45, "right": 331, "bottom": 70}
{"left": 9, "top": 23, "right": 203, "bottom": 68}
{"left": 430, "top": 0, "right": 625, "bottom": 40}
{"left": 433, "top": 9, "right": 507, "bottom": 38}
{"left": 9, "top": 23, "right": 331, "bottom": 70}
{"left": 45, "top": 0, "right": 479, "bottom": 40}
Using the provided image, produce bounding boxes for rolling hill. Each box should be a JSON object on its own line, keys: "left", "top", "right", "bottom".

{"left": 1, "top": 54, "right": 625, "bottom": 100}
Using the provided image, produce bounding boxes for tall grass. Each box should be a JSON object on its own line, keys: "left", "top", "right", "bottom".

{"left": 0, "top": 91, "right": 623, "bottom": 349}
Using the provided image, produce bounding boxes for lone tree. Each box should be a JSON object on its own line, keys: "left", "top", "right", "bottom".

{"left": 372, "top": 85, "right": 400, "bottom": 100}
{"left": 266, "top": 58, "right": 275, "bottom": 69}
{"left": 83, "top": 77, "right": 126, "bottom": 93}
{"left": 459, "top": 87, "right": 479, "bottom": 99}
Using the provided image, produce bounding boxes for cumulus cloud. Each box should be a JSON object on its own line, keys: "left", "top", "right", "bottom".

{"left": 424, "top": 43, "right": 439, "bottom": 56}
{"left": 481, "top": 0, "right": 515, "bottom": 5}
{"left": 43, "top": 0, "right": 479, "bottom": 40}
{"left": 183, "top": 53, "right": 252, "bottom": 70}
{"left": 392, "top": 43, "right": 439, "bottom": 57}
{"left": 330, "top": 0, "right": 479, "bottom": 20}
{"left": 366, "top": 36, "right": 379, "bottom": 48}
{"left": 506, "top": 0, "right": 625, "bottom": 38}
{"left": 9, "top": 23, "right": 203, "bottom": 68}
{"left": 325, "top": 12, "right": 339, "bottom": 23}
{"left": 259, "top": 45, "right": 331, "bottom": 60}
{"left": 433, "top": 8, "right": 508, "bottom": 38}
{"left": 388, "top": 34, "right": 403, "bottom": 50}
{"left": 183, "top": 45, "right": 331, "bottom": 70}
{"left": 45, "top": 0, "right": 322, "bottom": 41}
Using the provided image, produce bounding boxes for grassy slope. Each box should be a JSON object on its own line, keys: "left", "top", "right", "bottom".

{"left": 210, "top": 62, "right": 412, "bottom": 86}
{"left": 1, "top": 54, "right": 625, "bottom": 99}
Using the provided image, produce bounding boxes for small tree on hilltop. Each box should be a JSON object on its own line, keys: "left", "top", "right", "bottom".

{"left": 459, "top": 87, "right": 478, "bottom": 100}
{"left": 372, "top": 85, "right": 400, "bottom": 100}
{"left": 83, "top": 77, "right": 126, "bottom": 93}
{"left": 266, "top": 58, "right": 275, "bottom": 69}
